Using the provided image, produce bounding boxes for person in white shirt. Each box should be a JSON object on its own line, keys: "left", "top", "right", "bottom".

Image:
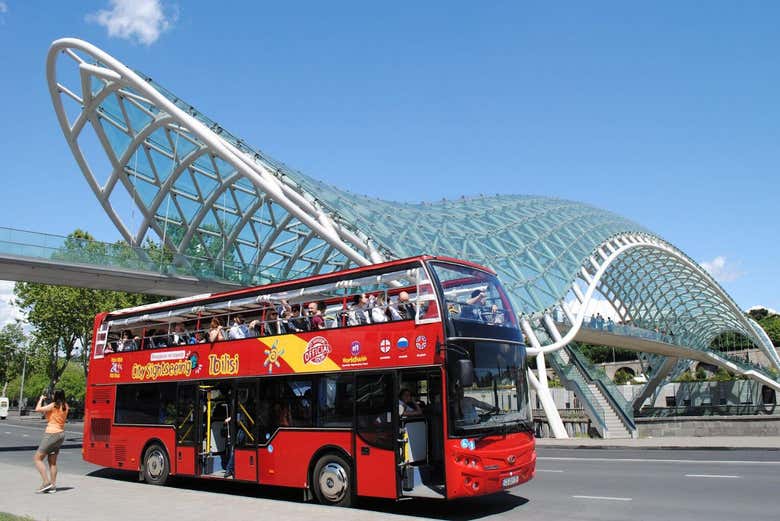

{"left": 228, "top": 316, "right": 249, "bottom": 340}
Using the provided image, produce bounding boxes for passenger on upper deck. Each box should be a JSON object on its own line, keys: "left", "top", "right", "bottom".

{"left": 228, "top": 315, "right": 249, "bottom": 340}
{"left": 460, "top": 289, "right": 487, "bottom": 322}
{"left": 307, "top": 302, "right": 325, "bottom": 330}
{"left": 287, "top": 304, "right": 309, "bottom": 333}
{"left": 396, "top": 291, "right": 417, "bottom": 321}
{"left": 118, "top": 330, "right": 137, "bottom": 352}
{"left": 348, "top": 294, "right": 371, "bottom": 326}
{"left": 170, "top": 323, "right": 190, "bottom": 345}
{"left": 263, "top": 308, "right": 287, "bottom": 336}
{"left": 209, "top": 318, "right": 226, "bottom": 342}
{"left": 371, "top": 294, "right": 389, "bottom": 323}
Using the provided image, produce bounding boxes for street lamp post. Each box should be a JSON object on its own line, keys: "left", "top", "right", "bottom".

{"left": 18, "top": 346, "right": 28, "bottom": 414}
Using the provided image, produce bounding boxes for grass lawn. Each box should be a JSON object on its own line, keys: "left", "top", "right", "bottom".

{"left": 0, "top": 514, "right": 36, "bottom": 521}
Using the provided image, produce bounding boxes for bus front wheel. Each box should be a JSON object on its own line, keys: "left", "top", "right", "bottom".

{"left": 312, "top": 453, "right": 354, "bottom": 507}
{"left": 142, "top": 443, "right": 170, "bottom": 486}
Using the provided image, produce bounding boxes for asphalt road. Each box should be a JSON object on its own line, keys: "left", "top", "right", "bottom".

{"left": 2, "top": 416, "right": 779, "bottom": 521}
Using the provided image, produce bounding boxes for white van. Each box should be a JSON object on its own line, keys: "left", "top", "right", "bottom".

{"left": 0, "top": 396, "right": 9, "bottom": 420}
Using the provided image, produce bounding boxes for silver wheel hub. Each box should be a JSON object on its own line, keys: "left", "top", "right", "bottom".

{"left": 318, "top": 462, "right": 348, "bottom": 502}
{"left": 147, "top": 449, "right": 165, "bottom": 479}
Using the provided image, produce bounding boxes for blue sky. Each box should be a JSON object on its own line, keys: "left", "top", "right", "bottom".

{"left": 0, "top": 1, "right": 777, "bottom": 318}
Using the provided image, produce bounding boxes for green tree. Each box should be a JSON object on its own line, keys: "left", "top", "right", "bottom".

{"left": 613, "top": 368, "right": 635, "bottom": 385}
{"left": 758, "top": 315, "right": 780, "bottom": 347}
{"left": 712, "top": 367, "right": 734, "bottom": 382}
{"left": 0, "top": 322, "right": 26, "bottom": 388}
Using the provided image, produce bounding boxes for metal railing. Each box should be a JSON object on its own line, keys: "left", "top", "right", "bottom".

{"left": 0, "top": 226, "right": 309, "bottom": 287}
{"left": 562, "top": 313, "right": 780, "bottom": 384}
{"left": 566, "top": 344, "right": 637, "bottom": 432}
{"left": 546, "top": 349, "right": 608, "bottom": 436}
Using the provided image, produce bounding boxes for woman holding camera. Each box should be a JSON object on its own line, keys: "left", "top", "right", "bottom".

{"left": 33, "top": 389, "right": 68, "bottom": 493}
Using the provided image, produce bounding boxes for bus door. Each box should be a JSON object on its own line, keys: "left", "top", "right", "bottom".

{"left": 174, "top": 384, "right": 197, "bottom": 475}
{"left": 196, "top": 384, "right": 232, "bottom": 477}
{"left": 398, "top": 369, "right": 445, "bottom": 499}
{"left": 230, "top": 381, "right": 259, "bottom": 481}
{"left": 355, "top": 372, "right": 399, "bottom": 498}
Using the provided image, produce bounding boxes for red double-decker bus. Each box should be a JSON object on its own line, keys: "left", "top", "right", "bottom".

{"left": 84, "top": 255, "right": 535, "bottom": 506}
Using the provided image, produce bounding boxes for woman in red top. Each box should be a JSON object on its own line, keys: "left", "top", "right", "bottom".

{"left": 33, "top": 389, "right": 69, "bottom": 493}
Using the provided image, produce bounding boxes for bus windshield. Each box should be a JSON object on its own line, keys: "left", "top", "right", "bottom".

{"left": 448, "top": 339, "right": 531, "bottom": 436}
{"left": 428, "top": 261, "right": 519, "bottom": 334}
{"left": 428, "top": 261, "right": 531, "bottom": 436}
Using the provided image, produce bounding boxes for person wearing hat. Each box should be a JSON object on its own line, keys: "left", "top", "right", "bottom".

{"left": 460, "top": 289, "right": 487, "bottom": 322}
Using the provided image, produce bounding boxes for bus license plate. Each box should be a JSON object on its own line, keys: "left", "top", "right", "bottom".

{"left": 502, "top": 475, "right": 520, "bottom": 488}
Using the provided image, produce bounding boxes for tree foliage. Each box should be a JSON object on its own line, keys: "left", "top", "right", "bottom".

{"left": 0, "top": 322, "right": 26, "bottom": 389}
{"left": 578, "top": 343, "right": 637, "bottom": 364}
{"left": 613, "top": 368, "right": 635, "bottom": 385}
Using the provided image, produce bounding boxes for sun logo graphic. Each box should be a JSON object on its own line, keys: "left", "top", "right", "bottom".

{"left": 263, "top": 340, "right": 285, "bottom": 373}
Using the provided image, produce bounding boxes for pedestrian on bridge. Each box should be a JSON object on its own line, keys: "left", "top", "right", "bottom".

{"left": 33, "top": 389, "right": 69, "bottom": 493}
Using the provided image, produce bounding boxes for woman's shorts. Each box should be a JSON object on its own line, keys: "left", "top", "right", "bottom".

{"left": 37, "top": 432, "right": 65, "bottom": 455}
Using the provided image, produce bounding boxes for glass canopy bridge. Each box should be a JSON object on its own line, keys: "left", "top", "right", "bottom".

{"left": 41, "top": 37, "right": 780, "bottom": 438}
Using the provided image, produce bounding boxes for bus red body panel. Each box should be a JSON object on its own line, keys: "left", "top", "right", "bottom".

{"left": 175, "top": 445, "right": 196, "bottom": 475}
{"left": 258, "top": 430, "right": 351, "bottom": 488}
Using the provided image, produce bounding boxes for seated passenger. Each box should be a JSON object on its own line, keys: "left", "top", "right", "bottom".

{"left": 228, "top": 315, "right": 249, "bottom": 340}
{"left": 287, "top": 304, "right": 309, "bottom": 333}
{"left": 348, "top": 294, "right": 371, "bottom": 326}
{"left": 460, "top": 289, "right": 487, "bottom": 321}
{"left": 263, "top": 308, "right": 287, "bottom": 336}
{"left": 307, "top": 302, "right": 325, "bottom": 330}
{"left": 370, "top": 294, "right": 388, "bottom": 323}
{"left": 170, "top": 323, "right": 190, "bottom": 345}
{"left": 398, "top": 388, "right": 423, "bottom": 417}
{"left": 146, "top": 329, "right": 168, "bottom": 349}
{"left": 274, "top": 401, "right": 292, "bottom": 427}
{"left": 118, "top": 330, "right": 137, "bottom": 352}
{"left": 396, "top": 291, "right": 416, "bottom": 320}
{"left": 208, "top": 318, "right": 226, "bottom": 343}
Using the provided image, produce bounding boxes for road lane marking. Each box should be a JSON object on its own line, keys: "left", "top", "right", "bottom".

{"left": 685, "top": 474, "right": 741, "bottom": 479}
{"left": 573, "top": 495, "right": 632, "bottom": 502}
{"left": 3, "top": 432, "right": 10, "bottom": 435}
{"left": 536, "top": 469, "right": 565, "bottom": 473}
{"left": 540, "top": 456, "right": 780, "bottom": 466}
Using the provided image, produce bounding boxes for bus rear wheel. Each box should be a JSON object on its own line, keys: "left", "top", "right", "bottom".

{"left": 312, "top": 453, "right": 354, "bottom": 507}
{"left": 142, "top": 443, "right": 170, "bottom": 486}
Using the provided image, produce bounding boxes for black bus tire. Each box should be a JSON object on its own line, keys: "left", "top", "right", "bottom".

{"left": 311, "top": 452, "right": 354, "bottom": 507}
{"left": 142, "top": 443, "right": 170, "bottom": 486}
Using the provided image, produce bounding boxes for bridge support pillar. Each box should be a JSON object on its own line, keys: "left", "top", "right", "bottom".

{"left": 522, "top": 317, "right": 568, "bottom": 439}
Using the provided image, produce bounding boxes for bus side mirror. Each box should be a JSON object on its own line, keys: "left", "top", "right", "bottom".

{"left": 458, "top": 359, "right": 474, "bottom": 388}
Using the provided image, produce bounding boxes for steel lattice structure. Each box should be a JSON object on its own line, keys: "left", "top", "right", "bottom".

{"left": 47, "top": 39, "right": 779, "bottom": 437}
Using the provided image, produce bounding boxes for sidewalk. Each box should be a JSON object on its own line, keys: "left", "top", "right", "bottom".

{"left": 0, "top": 462, "right": 421, "bottom": 521}
{"left": 536, "top": 436, "right": 780, "bottom": 450}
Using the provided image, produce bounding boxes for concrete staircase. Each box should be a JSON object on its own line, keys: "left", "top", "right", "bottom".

{"left": 585, "top": 381, "right": 633, "bottom": 438}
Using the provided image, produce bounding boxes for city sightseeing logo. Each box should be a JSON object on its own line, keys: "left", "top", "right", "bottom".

{"left": 303, "top": 336, "right": 332, "bottom": 365}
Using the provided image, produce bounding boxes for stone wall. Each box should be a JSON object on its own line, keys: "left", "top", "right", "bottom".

{"left": 637, "top": 415, "right": 780, "bottom": 437}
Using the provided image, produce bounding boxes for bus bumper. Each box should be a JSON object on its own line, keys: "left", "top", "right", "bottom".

{"left": 446, "top": 434, "right": 536, "bottom": 498}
